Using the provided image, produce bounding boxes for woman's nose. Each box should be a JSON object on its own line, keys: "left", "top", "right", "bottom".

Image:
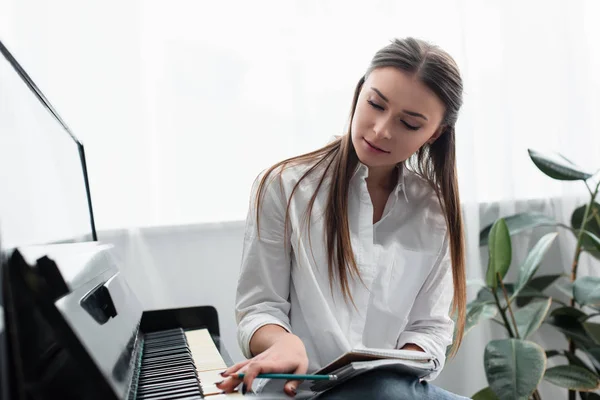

{"left": 374, "top": 118, "right": 392, "bottom": 139}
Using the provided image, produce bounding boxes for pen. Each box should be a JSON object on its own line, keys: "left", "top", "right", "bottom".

{"left": 236, "top": 373, "right": 337, "bottom": 381}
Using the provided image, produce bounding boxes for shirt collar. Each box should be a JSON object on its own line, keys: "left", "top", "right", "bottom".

{"left": 351, "top": 161, "right": 409, "bottom": 203}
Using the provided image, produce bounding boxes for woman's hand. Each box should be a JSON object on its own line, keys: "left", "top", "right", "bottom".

{"left": 215, "top": 332, "right": 308, "bottom": 397}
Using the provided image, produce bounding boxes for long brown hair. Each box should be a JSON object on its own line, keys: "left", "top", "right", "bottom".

{"left": 254, "top": 37, "right": 466, "bottom": 357}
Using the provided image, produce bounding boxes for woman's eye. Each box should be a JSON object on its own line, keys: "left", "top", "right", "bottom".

{"left": 402, "top": 121, "right": 420, "bottom": 131}
{"left": 367, "top": 100, "right": 384, "bottom": 111}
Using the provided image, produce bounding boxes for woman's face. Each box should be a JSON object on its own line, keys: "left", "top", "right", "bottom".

{"left": 351, "top": 67, "right": 446, "bottom": 169}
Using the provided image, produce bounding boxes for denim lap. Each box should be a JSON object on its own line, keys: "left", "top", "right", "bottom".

{"left": 314, "top": 369, "right": 468, "bottom": 400}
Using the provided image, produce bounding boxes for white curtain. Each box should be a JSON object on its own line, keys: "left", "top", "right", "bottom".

{"left": 2, "top": 0, "right": 600, "bottom": 397}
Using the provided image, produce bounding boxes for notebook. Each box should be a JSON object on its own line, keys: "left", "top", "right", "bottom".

{"left": 309, "top": 348, "right": 438, "bottom": 393}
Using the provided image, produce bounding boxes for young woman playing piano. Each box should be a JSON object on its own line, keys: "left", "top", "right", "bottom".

{"left": 217, "top": 37, "right": 468, "bottom": 399}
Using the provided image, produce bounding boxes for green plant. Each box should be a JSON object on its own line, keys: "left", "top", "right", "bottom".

{"left": 466, "top": 149, "right": 600, "bottom": 400}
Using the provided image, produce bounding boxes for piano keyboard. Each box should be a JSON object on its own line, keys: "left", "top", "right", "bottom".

{"left": 132, "top": 328, "right": 242, "bottom": 399}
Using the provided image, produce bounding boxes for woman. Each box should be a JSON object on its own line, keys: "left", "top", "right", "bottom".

{"left": 217, "top": 37, "right": 468, "bottom": 399}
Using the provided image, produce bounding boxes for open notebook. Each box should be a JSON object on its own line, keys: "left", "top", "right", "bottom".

{"left": 309, "top": 348, "right": 438, "bottom": 393}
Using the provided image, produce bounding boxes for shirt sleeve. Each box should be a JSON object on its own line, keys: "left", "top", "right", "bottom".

{"left": 235, "top": 170, "right": 293, "bottom": 359}
{"left": 396, "top": 234, "right": 455, "bottom": 381}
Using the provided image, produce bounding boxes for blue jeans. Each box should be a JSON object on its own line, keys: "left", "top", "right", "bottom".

{"left": 313, "top": 370, "right": 468, "bottom": 400}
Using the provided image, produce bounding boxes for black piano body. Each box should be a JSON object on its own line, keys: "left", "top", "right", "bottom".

{"left": 0, "top": 241, "right": 234, "bottom": 400}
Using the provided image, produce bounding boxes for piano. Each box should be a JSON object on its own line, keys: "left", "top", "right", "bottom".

{"left": 0, "top": 37, "right": 247, "bottom": 399}
{"left": 0, "top": 241, "right": 248, "bottom": 399}
{"left": 0, "top": 38, "right": 305, "bottom": 400}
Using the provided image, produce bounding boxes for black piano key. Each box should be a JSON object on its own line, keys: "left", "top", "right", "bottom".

{"left": 138, "top": 387, "right": 202, "bottom": 400}
{"left": 144, "top": 328, "right": 183, "bottom": 337}
{"left": 141, "top": 396, "right": 202, "bottom": 400}
{"left": 132, "top": 327, "right": 203, "bottom": 400}
{"left": 139, "top": 370, "right": 197, "bottom": 382}
{"left": 140, "top": 393, "right": 202, "bottom": 400}
{"left": 137, "top": 385, "right": 201, "bottom": 398}
{"left": 142, "top": 353, "right": 192, "bottom": 363}
{"left": 138, "top": 388, "right": 201, "bottom": 399}
{"left": 139, "top": 372, "right": 198, "bottom": 385}
{"left": 138, "top": 384, "right": 200, "bottom": 396}
{"left": 145, "top": 340, "right": 188, "bottom": 349}
{"left": 137, "top": 378, "right": 199, "bottom": 391}
{"left": 139, "top": 366, "right": 197, "bottom": 378}
{"left": 140, "top": 358, "right": 193, "bottom": 369}
{"left": 140, "top": 396, "right": 201, "bottom": 400}
{"left": 142, "top": 348, "right": 190, "bottom": 357}
{"left": 141, "top": 366, "right": 195, "bottom": 376}
{"left": 143, "top": 349, "right": 191, "bottom": 359}
{"left": 144, "top": 345, "right": 191, "bottom": 353}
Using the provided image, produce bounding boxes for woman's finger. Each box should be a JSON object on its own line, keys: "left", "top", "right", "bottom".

{"left": 237, "top": 359, "right": 281, "bottom": 394}
{"left": 283, "top": 364, "right": 308, "bottom": 397}
{"left": 216, "top": 362, "right": 252, "bottom": 393}
{"left": 221, "top": 359, "right": 251, "bottom": 377}
{"left": 239, "top": 360, "right": 266, "bottom": 394}
{"left": 214, "top": 375, "right": 242, "bottom": 393}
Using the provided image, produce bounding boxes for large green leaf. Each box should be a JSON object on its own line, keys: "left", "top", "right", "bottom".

{"left": 546, "top": 350, "right": 562, "bottom": 359}
{"left": 528, "top": 149, "right": 593, "bottom": 181}
{"left": 584, "top": 322, "right": 600, "bottom": 344}
{"left": 564, "top": 350, "right": 596, "bottom": 372}
{"left": 544, "top": 349, "right": 597, "bottom": 372}
{"left": 515, "top": 233, "right": 558, "bottom": 295}
{"left": 516, "top": 274, "right": 562, "bottom": 307}
{"left": 465, "top": 301, "right": 498, "bottom": 336}
{"left": 548, "top": 309, "right": 597, "bottom": 348}
{"left": 586, "top": 348, "right": 600, "bottom": 374}
{"left": 551, "top": 306, "right": 588, "bottom": 320}
{"left": 572, "top": 203, "right": 600, "bottom": 260}
{"left": 480, "top": 212, "right": 556, "bottom": 246}
{"left": 484, "top": 339, "right": 546, "bottom": 400}
{"left": 472, "top": 387, "right": 500, "bottom": 400}
{"left": 514, "top": 298, "right": 552, "bottom": 339}
{"left": 580, "top": 392, "right": 600, "bottom": 400}
{"left": 544, "top": 365, "right": 600, "bottom": 391}
{"left": 574, "top": 276, "right": 600, "bottom": 309}
{"left": 486, "top": 219, "right": 512, "bottom": 288}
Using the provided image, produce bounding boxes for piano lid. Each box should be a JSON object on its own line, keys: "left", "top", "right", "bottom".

{"left": 17, "top": 242, "right": 117, "bottom": 290}
{"left": 0, "top": 38, "right": 97, "bottom": 248}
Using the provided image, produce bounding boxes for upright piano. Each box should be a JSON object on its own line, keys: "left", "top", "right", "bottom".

{"left": 0, "top": 37, "right": 247, "bottom": 400}
{"left": 0, "top": 241, "right": 252, "bottom": 399}
{"left": 0, "top": 37, "right": 310, "bottom": 400}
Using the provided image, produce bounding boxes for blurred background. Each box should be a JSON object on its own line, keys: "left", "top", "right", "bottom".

{"left": 1, "top": 0, "right": 600, "bottom": 397}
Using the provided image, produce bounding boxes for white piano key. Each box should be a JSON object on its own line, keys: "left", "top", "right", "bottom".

{"left": 185, "top": 329, "right": 228, "bottom": 372}
{"left": 185, "top": 329, "right": 237, "bottom": 396}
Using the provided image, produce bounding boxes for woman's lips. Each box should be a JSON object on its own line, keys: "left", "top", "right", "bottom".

{"left": 364, "top": 138, "right": 390, "bottom": 154}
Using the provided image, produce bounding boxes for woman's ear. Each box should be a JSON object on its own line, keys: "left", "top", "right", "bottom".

{"left": 427, "top": 125, "right": 446, "bottom": 145}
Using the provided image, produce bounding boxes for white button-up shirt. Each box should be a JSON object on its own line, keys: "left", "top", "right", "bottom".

{"left": 235, "top": 160, "right": 454, "bottom": 381}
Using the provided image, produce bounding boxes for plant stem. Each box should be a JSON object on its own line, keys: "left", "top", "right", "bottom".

{"left": 498, "top": 273, "right": 520, "bottom": 338}
{"left": 492, "top": 283, "right": 515, "bottom": 338}
{"left": 533, "top": 389, "right": 542, "bottom": 400}
{"left": 572, "top": 181, "right": 600, "bottom": 281}
{"left": 585, "top": 181, "right": 594, "bottom": 197}
{"left": 567, "top": 180, "right": 600, "bottom": 400}
{"left": 584, "top": 207, "right": 599, "bottom": 225}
